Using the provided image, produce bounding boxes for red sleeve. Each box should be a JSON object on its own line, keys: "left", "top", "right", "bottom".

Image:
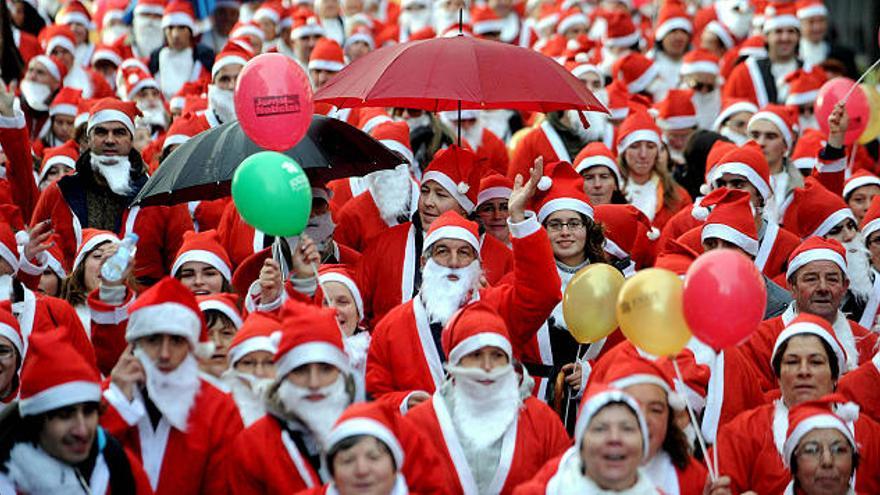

{"left": 0, "top": 112, "right": 38, "bottom": 221}
{"left": 364, "top": 317, "right": 415, "bottom": 406}
{"left": 333, "top": 206, "right": 362, "bottom": 252}
{"left": 226, "top": 431, "right": 268, "bottom": 495}
{"left": 712, "top": 420, "right": 755, "bottom": 494}
{"left": 88, "top": 287, "right": 135, "bottom": 377}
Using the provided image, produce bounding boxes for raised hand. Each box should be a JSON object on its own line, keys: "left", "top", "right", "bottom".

{"left": 827, "top": 101, "right": 849, "bottom": 149}
{"left": 0, "top": 82, "right": 17, "bottom": 117}
{"left": 291, "top": 234, "right": 321, "bottom": 279}
{"left": 509, "top": 156, "right": 544, "bottom": 222}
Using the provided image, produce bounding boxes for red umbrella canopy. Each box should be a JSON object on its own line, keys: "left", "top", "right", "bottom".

{"left": 314, "top": 35, "right": 608, "bottom": 114}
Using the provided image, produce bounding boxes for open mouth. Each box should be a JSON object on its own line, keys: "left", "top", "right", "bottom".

{"left": 305, "top": 393, "right": 326, "bottom": 401}
{"left": 446, "top": 274, "right": 460, "bottom": 281}
{"left": 193, "top": 289, "right": 210, "bottom": 296}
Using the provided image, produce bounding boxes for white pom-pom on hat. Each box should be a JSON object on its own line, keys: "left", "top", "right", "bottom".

{"left": 646, "top": 227, "right": 660, "bottom": 241}
{"left": 692, "top": 203, "right": 710, "bottom": 221}
{"left": 457, "top": 182, "right": 470, "bottom": 195}
{"left": 699, "top": 183, "right": 712, "bottom": 196}
{"left": 537, "top": 176, "right": 553, "bottom": 191}
{"left": 836, "top": 402, "right": 860, "bottom": 423}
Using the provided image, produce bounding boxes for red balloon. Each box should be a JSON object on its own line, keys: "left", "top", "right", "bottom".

{"left": 815, "top": 77, "right": 869, "bottom": 146}
{"left": 682, "top": 249, "right": 766, "bottom": 349}
{"left": 234, "top": 53, "right": 314, "bottom": 151}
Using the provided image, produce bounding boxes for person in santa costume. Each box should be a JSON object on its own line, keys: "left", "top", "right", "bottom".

{"left": 749, "top": 104, "right": 808, "bottom": 219}
{"left": 843, "top": 171, "right": 880, "bottom": 225}
{"left": 648, "top": 2, "right": 692, "bottom": 91}
{"left": 0, "top": 325, "right": 153, "bottom": 494}
{"left": 36, "top": 140, "right": 79, "bottom": 191}
{"left": 855, "top": 195, "right": 880, "bottom": 330}
{"left": 197, "top": 292, "right": 243, "bottom": 379}
{"left": 782, "top": 395, "right": 863, "bottom": 495}
{"left": 59, "top": 228, "right": 120, "bottom": 335}
{"left": 18, "top": 55, "right": 67, "bottom": 140}
{"left": 594, "top": 204, "right": 658, "bottom": 274}
{"left": 33, "top": 86, "right": 80, "bottom": 157}
{"left": 309, "top": 37, "right": 345, "bottom": 90}
{"left": 515, "top": 384, "right": 662, "bottom": 494}
{"left": 221, "top": 310, "right": 280, "bottom": 427}
{"left": 508, "top": 109, "right": 594, "bottom": 183}
{"left": 797, "top": 0, "right": 856, "bottom": 78}
{"left": 715, "top": 314, "right": 880, "bottom": 494}
{"left": 365, "top": 164, "right": 560, "bottom": 409}
{"left": 357, "top": 145, "right": 513, "bottom": 324}
{"left": 29, "top": 98, "right": 193, "bottom": 286}
{"left": 190, "top": 41, "right": 250, "bottom": 130}
{"left": 0, "top": 304, "right": 22, "bottom": 409}
{"left": 101, "top": 276, "right": 244, "bottom": 494}
{"left": 573, "top": 142, "right": 626, "bottom": 206}
{"left": 405, "top": 301, "right": 570, "bottom": 494}
{"left": 441, "top": 109, "right": 510, "bottom": 177}
{"left": 474, "top": 173, "right": 513, "bottom": 247}
{"left": 681, "top": 49, "right": 723, "bottom": 132}
{"left": 148, "top": 2, "right": 214, "bottom": 100}
{"left": 171, "top": 229, "right": 235, "bottom": 296}
{"left": 38, "top": 25, "right": 113, "bottom": 100}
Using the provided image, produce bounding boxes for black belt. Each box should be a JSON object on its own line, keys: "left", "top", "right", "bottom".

{"left": 522, "top": 362, "right": 554, "bottom": 378}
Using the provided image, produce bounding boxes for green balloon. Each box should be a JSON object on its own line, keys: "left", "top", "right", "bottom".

{"left": 231, "top": 151, "right": 312, "bottom": 237}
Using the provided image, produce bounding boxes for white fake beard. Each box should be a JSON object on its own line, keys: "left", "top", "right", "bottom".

{"left": 799, "top": 114, "right": 819, "bottom": 132}
{"left": 367, "top": 164, "right": 413, "bottom": 223}
{"left": 403, "top": 114, "right": 431, "bottom": 132}
{"left": 800, "top": 40, "right": 829, "bottom": 67}
{"left": 419, "top": 258, "right": 481, "bottom": 326}
{"left": 692, "top": 89, "right": 722, "bottom": 130}
{"left": 133, "top": 16, "right": 165, "bottom": 56}
{"left": 6, "top": 443, "right": 84, "bottom": 495}
{"left": 20, "top": 80, "right": 52, "bottom": 112}
{"left": 138, "top": 103, "right": 168, "bottom": 130}
{"left": 598, "top": 47, "right": 623, "bottom": 77}
{"left": 718, "top": 2, "right": 751, "bottom": 40}
{"left": 277, "top": 376, "right": 350, "bottom": 449}
{"left": 222, "top": 369, "right": 273, "bottom": 427}
{"left": 843, "top": 236, "right": 874, "bottom": 303}
{"left": 400, "top": 9, "right": 433, "bottom": 34}
{"left": 461, "top": 124, "right": 483, "bottom": 150}
{"left": 433, "top": 8, "right": 464, "bottom": 34}
{"left": 134, "top": 348, "right": 201, "bottom": 432}
{"left": 303, "top": 212, "right": 336, "bottom": 252}
{"left": 208, "top": 84, "right": 237, "bottom": 124}
{"left": 0, "top": 275, "right": 12, "bottom": 302}
{"left": 102, "top": 25, "right": 130, "bottom": 45}
{"left": 90, "top": 154, "right": 133, "bottom": 196}
{"left": 447, "top": 363, "right": 520, "bottom": 450}
{"left": 647, "top": 77, "right": 671, "bottom": 103}
{"left": 720, "top": 126, "right": 750, "bottom": 146}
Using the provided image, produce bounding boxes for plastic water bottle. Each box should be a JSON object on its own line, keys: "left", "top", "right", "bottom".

{"left": 101, "top": 233, "right": 139, "bottom": 283}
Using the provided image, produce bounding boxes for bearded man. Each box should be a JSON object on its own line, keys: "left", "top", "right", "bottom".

{"left": 102, "top": 277, "right": 244, "bottom": 494}
{"left": 220, "top": 311, "right": 280, "bottom": 427}
{"left": 406, "top": 302, "right": 570, "bottom": 494}
{"left": 147, "top": 2, "right": 214, "bottom": 100}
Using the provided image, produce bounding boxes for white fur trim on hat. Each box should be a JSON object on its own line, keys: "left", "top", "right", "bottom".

{"left": 327, "top": 417, "right": 405, "bottom": 469}
{"left": 603, "top": 236, "right": 629, "bottom": 260}
{"left": 172, "top": 250, "right": 232, "bottom": 283}
{"left": 135, "top": 4, "right": 165, "bottom": 16}
{"left": 162, "top": 12, "right": 196, "bottom": 31}
{"left": 422, "top": 170, "right": 475, "bottom": 212}
{"left": 571, "top": 63, "right": 601, "bottom": 79}
{"left": 31, "top": 55, "right": 61, "bottom": 81}
{"left": 126, "top": 78, "right": 160, "bottom": 102}
{"left": 782, "top": 413, "right": 855, "bottom": 468}
{"left": 477, "top": 186, "right": 512, "bottom": 206}
{"left": 655, "top": 17, "right": 692, "bottom": 41}
{"left": 713, "top": 101, "right": 758, "bottom": 132}
{"left": 233, "top": 24, "right": 265, "bottom": 41}
{"left": 50, "top": 103, "right": 78, "bottom": 117}
{"left": 319, "top": 272, "right": 364, "bottom": 319}
{"left": 73, "top": 233, "right": 118, "bottom": 272}
{"left": 626, "top": 63, "right": 659, "bottom": 94}
{"left": 276, "top": 341, "right": 350, "bottom": 379}
{"left": 163, "top": 134, "right": 191, "bottom": 150}
{"left": 763, "top": 14, "right": 800, "bottom": 33}
{"left": 681, "top": 61, "right": 719, "bottom": 76}
{"left": 422, "top": 225, "right": 480, "bottom": 255}
{"left": 212, "top": 55, "right": 248, "bottom": 79}
{"left": 574, "top": 388, "right": 650, "bottom": 460}
{"left": 862, "top": 218, "right": 880, "bottom": 241}
{"left": 813, "top": 208, "right": 856, "bottom": 238}
{"left": 611, "top": 374, "right": 686, "bottom": 411}
{"left": 786, "top": 89, "right": 819, "bottom": 107}
{"left": 448, "top": 332, "right": 513, "bottom": 365}
{"left": 771, "top": 321, "right": 846, "bottom": 375}
{"left": 126, "top": 302, "right": 203, "bottom": 347}
{"left": 308, "top": 59, "right": 345, "bottom": 72}
{"left": 844, "top": 176, "right": 880, "bottom": 200}
{"left": 701, "top": 223, "right": 759, "bottom": 256}
{"left": 797, "top": 4, "right": 828, "bottom": 19}
{"left": 705, "top": 21, "right": 735, "bottom": 49}
{"left": 712, "top": 162, "right": 772, "bottom": 200}
{"left": 39, "top": 155, "right": 76, "bottom": 182}
{"left": 254, "top": 7, "right": 282, "bottom": 24}
{"left": 605, "top": 30, "right": 640, "bottom": 48}
{"left": 537, "top": 197, "right": 594, "bottom": 223}
{"left": 198, "top": 300, "right": 243, "bottom": 328}
{"left": 0, "top": 323, "right": 22, "bottom": 359}
{"left": 575, "top": 156, "right": 623, "bottom": 185}
{"left": 345, "top": 32, "right": 375, "bottom": 50}
{"left": 659, "top": 115, "right": 698, "bottom": 131}
{"left": 617, "top": 129, "right": 661, "bottom": 154}
{"left": 380, "top": 139, "right": 415, "bottom": 166}
{"left": 88, "top": 109, "right": 136, "bottom": 136}
{"left": 19, "top": 381, "right": 102, "bottom": 416}
{"left": 46, "top": 35, "right": 76, "bottom": 56}
{"left": 229, "top": 335, "right": 278, "bottom": 366}
{"left": 58, "top": 11, "right": 93, "bottom": 29}
{"left": 749, "top": 111, "right": 793, "bottom": 149}
{"left": 556, "top": 13, "right": 588, "bottom": 35}
{"left": 92, "top": 48, "right": 123, "bottom": 67}
{"left": 786, "top": 248, "right": 847, "bottom": 281}
{"left": 474, "top": 19, "right": 505, "bottom": 35}
{"left": 292, "top": 24, "right": 326, "bottom": 39}
{"left": 0, "top": 242, "right": 19, "bottom": 274}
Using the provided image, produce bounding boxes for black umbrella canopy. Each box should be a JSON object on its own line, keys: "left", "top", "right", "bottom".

{"left": 133, "top": 115, "right": 403, "bottom": 207}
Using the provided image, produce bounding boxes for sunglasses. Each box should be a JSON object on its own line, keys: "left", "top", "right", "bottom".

{"left": 688, "top": 80, "right": 716, "bottom": 93}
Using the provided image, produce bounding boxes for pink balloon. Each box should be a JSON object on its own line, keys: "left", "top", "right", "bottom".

{"left": 815, "top": 77, "right": 869, "bottom": 146}
{"left": 234, "top": 53, "right": 314, "bottom": 151}
{"left": 682, "top": 250, "right": 766, "bottom": 350}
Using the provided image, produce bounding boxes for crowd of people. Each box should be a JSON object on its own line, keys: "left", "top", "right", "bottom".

{"left": 0, "top": 0, "right": 877, "bottom": 493}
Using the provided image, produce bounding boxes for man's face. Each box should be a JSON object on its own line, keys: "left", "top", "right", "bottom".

{"left": 213, "top": 6, "right": 240, "bottom": 35}
{"left": 310, "top": 68, "right": 337, "bottom": 89}
{"left": 68, "top": 22, "right": 88, "bottom": 45}
{"left": 135, "top": 87, "right": 163, "bottom": 108}
{"left": 294, "top": 35, "right": 322, "bottom": 63}
{"left": 49, "top": 46, "right": 75, "bottom": 69}
{"left": 287, "top": 362, "right": 340, "bottom": 393}
{"left": 89, "top": 121, "right": 133, "bottom": 156}
{"left": 581, "top": 167, "right": 617, "bottom": 205}
{"left": 136, "top": 334, "right": 191, "bottom": 372}
{"left": 418, "top": 180, "right": 467, "bottom": 227}
{"left": 428, "top": 238, "right": 477, "bottom": 269}
{"left": 801, "top": 15, "right": 827, "bottom": 43}
{"left": 52, "top": 114, "right": 75, "bottom": 141}
{"left": 660, "top": 29, "right": 690, "bottom": 57}
{"left": 38, "top": 403, "right": 99, "bottom": 464}
{"left": 847, "top": 185, "right": 880, "bottom": 224}
{"left": 790, "top": 261, "right": 849, "bottom": 322}
{"left": 767, "top": 27, "right": 800, "bottom": 61}
{"left": 749, "top": 119, "right": 788, "bottom": 168}
{"left": 25, "top": 62, "right": 60, "bottom": 89}
{"left": 458, "top": 346, "right": 509, "bottom": 372}
{"left": 165, "top": 26, "right": 192, "bottom": 51}
{"left": 683, "top": 73, "right": 717, "bottom": 94}
{"left": 664, "top": 127, "right": 695, "bottom": 154}
{"left": 715, "top": 173, "right": 762, "bottom": 208}
{"left": 475, "top": 198, "right": 510, "bottom": 244}
{"left": 214, "top": 63, "right": 243, "bottom": 91}
{"left": 345, "top": 40, "right": 371, "bottom": 62}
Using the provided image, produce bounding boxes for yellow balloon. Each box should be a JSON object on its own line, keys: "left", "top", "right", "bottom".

{"left": 563, "top": 264, "right": 626, "bottom": 343}
{"left": 859, "top": 84, "right": 880, "bottom": 145}
{"left": 616, "top": 268, "right": 691, "bottom": 356}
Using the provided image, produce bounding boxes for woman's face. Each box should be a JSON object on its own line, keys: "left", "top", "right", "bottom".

{"left": 0, "top": 335, "right": 18, "bottom": 397}
{"left": 475, "top": 199, "right": 510, "bottom": 244}
{"left": 324, "top": 281, "right": 359, "bottom": 336}
{"left": 623, "top": 383, "right": 669, "bottom": 461}
{"left": 203, "top": 316, "right": 237, "bottom": 378}
{"left": 581, "top": 404, "right": 644, "bottom": 491}
{"left": 38, "top": 269, "right": 61, "bottom": 297}
{"left": 83, "top": 241, "right": 112, "bottom": 293}
{"left": 177, "top": 261, "right": 225, "bottom": 295}
{"left": 778, "top": 335, "right": 835, "bottom": 408}
{"left": 793, "top": 428, "right": 854, "bottom": 495}
{"left": 234, "top": 350, "right": 276, "bottom": 380}
{"left": 847, "top": 185, "right": 880, "bottom": 224}
{"left": 332, "top": 436, "right": 397, "bottom": 495}
{"left": 623, "top": 141, "right": 659, "bottom": 181}
{"left": 581, "top": 166, "right": 618, "bottom": 205}
{"left": 660, "top": 29, "right": 690, "bottom": 57}
{"left": 545, "top": 210, "right": 587, "bottom": 266}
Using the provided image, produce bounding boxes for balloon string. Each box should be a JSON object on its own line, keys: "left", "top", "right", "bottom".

{"left": 672, "top": 357, "right": 717, "bottom": 482}
{"left": 843, "top": 57, "right": 880, "bottom": 104}
{"left": 563, "top": 343, "right": 584, "bottom": 429}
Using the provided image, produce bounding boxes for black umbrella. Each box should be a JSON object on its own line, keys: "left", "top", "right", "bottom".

{"left": 132, "top": 115, "right": 403, "bottom": 207}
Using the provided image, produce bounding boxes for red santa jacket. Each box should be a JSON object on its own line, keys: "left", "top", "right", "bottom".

{"left": 334, "top": 183, "right": 419, "bottom": 253}
{"left": 101, "top": 379, "right": 243, "bottom": 495}
{"left": 838, "top": 354, "right": 880, "bottom": 424}
{"left": 13, "top": 283, "right": 89, "bottom": 356}
{"left": 405, "top": 394, "right": 570, "bottom": 495}
{"left": 327, "top": 177, "right": 367, "bottom": 219}
{"left": 508, "top": 121, "right": 571, "bottom": 181}
{"left": 357, "top": 221, "right": 514, "bottom": 325}
{"left": 714, "top": 400, "right": 880, "bottom": 494}
{"left": 365, "top": 216, "right": 560, "bottom": 406}
{"left": 86, "top": 287, "right": 136, "bottom": 377}
{"left": 0, "top": 110, "right": 39, "bottom": 222}
{"left": 188, "top": 197, "right": 230, "bottom": 233}
{"left": 472, "top": 127, "right": 511, "bottom": 177}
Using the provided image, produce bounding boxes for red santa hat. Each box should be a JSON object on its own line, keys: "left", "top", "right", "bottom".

{"left": 18, "top": 325, "right": 101, "bottom": 416}
{"left": 0, "top": 303, "right": 23, "bottom": 362}
{"left": 763, "top": 3, "right": 800, "bottom": 33}
{"left": 87, "top": 98, "right": 142, "bottom": 136}
{"left": 73, "top": 228, "right": 118, "bottom": 273}
{"left": 530, "top": 161, "right": 594, "bottom": 223}
{"left": 358, "top": 107, "right": 393, "bottom": 135}
{"left": 737, "top": 34, "right": 769, "bottom": 60}
{"left": 615, "top": 109, "right": 662, "bottom": 154}
{"left": 790, "top": 178, "right": 856, "bottom": 239}
{"left": 712, "top": 98, "right": 758, "bottom": 132}
{"left": 162, "top": 1, "right": 197, "bottom": 32}
{"left": 785, "top": 67, "right": 827, "bottom": 107}
{"left": 703, "top": 141, "right": 738, "bottom": 189}
{"left": 786, "top": 236, "right": 847, "bottom": 281}
{"left": 699, "top": 188, "right": 759, "bottom": 256}
{"left": 101, "top": 6, "right": 126, "bottom": 30}
{"left": 228, "top": 312, "right": 281, "bottom": 367}
{"left": 570, "top": 61, "right": 601, "bottom": 80}
{"left": 471, "top": 6, "right": 504, "bottom": 36}
{"left": 605, "top": 80, "right": 632, "bottom": 121}
{"left": 163, "top": 113, "right": 206, "bottom": 150}
{"left": 573, "top": 142, "right": 623, "bottom": 186}
{"left": 29, "top": 55, "right": 68, "bottom": 84}
{"left": 680, "top": 48, "right": 720, "bottom": 77}
{"left": 49, "top": 87, "right": 81, "bottom": 118}
{"left": 654, "top": 2, "right": 692, "bottom": 41}
{"left": 74, "top": 98, "right": 93, "bottom": 128}
{"left": 613, "top": 53, "right": 659, "bottom": 95}
{"left": 212, "top": 47, "right": 251, "bottom": 80}
{"left": 603, "top": 10, "right": 640, "bottom": 48}
{"left": 231, "top": 21, "right": 266, "bottom": 41}
{"left": 595, "top": 204, "right": 657, "bottom": 262}
{"left": 441, "top": 301, "right": 512, "bottom": 365}
{"left": 197, "top": 293, "right": 243, "bottom": 329}
{"left": 317, "top": 265, "right": 364, "bottom": 321}
{"left": 843, "top": 170, "right": 880, "bottom": 201}
{"left": 254, "top": 1, "right": 285, "bottom": 26}
{"left": 0, "top": 223, "right": 18, "bottom": 275}
{"left": 772, "top": 313, "right": 846, "bottom": 375}
{"left": 326, "top": 401, "right": 406, "bottom": 472}
{"left": 43, "top": 242, "right": 68, "bottom": 279}
{"left": 120, "top": 67, "right": 160, "bottom": 102}
{"left": 345, "top": 26, "right": 375, "bottom": 50}
{"left": 57, "top": 0, "right": 94, "bottom": 29}
{"left": 708, "top": 142, "right": 772, "bottom": 202}
{"left": 574, "top": 384, "right": 650, "bottom": 458}
{"left": 602, "top": 354, "right": 687, "bottom": 411}
{"left": 91, "top": 43, "right": 123, "bottom": 68}
{"left": 535, "top": 3, "right": 560, "bottom": 33}
{"left": 291, "top": 12, "right": 325, "bottom": 39}
{"left": 790, "top": 128, "right": 826, "bottom": 171}
{"left": 171, "top": 230, "right": 233, "bottom": 284}
{"left": 127, "top": 276, "right": 213, "bottom": 357}
{"left": 748, "top": 104, "right": 798, "bottom": 149}
{"left": 371, "top": 121, "right": 414, "bottom": 166}
{"left": 39, "top": 141, "right": 79, "bottom": 184}
{"left": 422, "top": 210, "right": 481, "bottom": 256}
{"left": 477, "top": 173, "right": 513, "bottom": 206}
{"left": 308, "top": 39, "right": 344, "bottom": 74}
{"left": 556, "top": 8, "right": 588, "bottom": 36}
{"left": 860, "top": 195, "right": 880, "bottom": 240}
{"left": 703, "top": 20, "right": 737, "bottom": 50}
{"left": 275, "top": 299, "right": 350, "bottom": 378}
{"left": 654, "top": 89, "right": 698, "bottom": 130}
{"left": 134, "top": 0, "right": 166, "bottom": 17}
{"left": 783, "top": 394, "right": 858, "bottom": 468}
{"left": 796, "top": 0, "right": 828, "bottom": 19}
{"left": 422, "top": 145, "right": 481, "bottom": 213}
{"left": 38, "top": 25, "right": 77, "bottom": 55}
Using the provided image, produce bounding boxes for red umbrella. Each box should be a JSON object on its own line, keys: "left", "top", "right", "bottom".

{"left": 313, "top": 35, "right": 607, "bottom": 114}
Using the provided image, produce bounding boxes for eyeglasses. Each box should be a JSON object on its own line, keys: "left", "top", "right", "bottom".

{"left": 687, "top": 80, "right": 716, "bottom": 93}
{"left": 796, "top": 441, "right": 852, "bottom": 460}
{"left": 545, "top": 219, "right": 587, "bottom": 232}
